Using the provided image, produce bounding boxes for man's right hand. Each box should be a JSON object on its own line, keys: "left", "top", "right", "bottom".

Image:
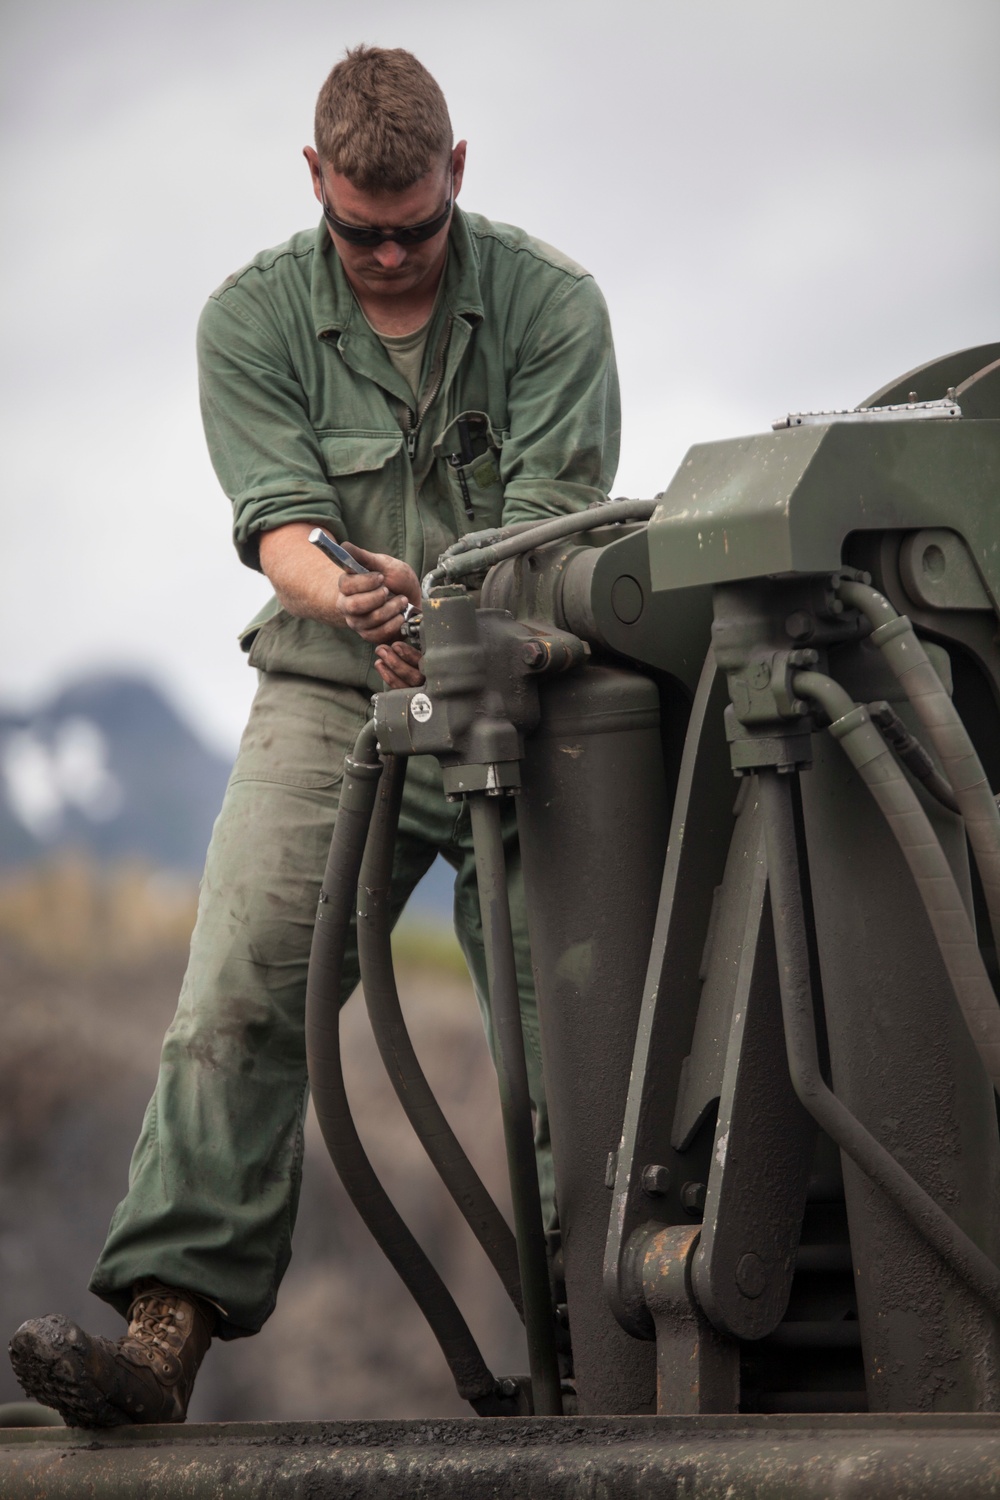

{"left": 258, "top": 524, "right": 421, "bottom": 646}
{"left": 334, "top": 542, "right": 420, "bottom": 644}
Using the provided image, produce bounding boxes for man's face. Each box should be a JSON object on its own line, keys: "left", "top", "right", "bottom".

{"left": 305, "top": 143, "right": 466, "bottom": 300}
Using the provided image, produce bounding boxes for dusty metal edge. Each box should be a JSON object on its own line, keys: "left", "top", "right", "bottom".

{"left": 3, "top": 1415, "right": 998, "bottom": 1500}
{"left": 3, "top": 1412, "right": 1000, "bottom": 1447}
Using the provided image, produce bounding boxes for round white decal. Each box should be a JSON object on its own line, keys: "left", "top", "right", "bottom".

{"left": 410, "top": 693, "right": 433, "bottom": 724}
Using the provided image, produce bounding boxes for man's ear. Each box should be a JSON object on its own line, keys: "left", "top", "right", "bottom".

{"left": 303, "top": 146, "right": 323, "bottom": 203}
{"left": 452, "top": 140, "right": 468, "bottom": 200}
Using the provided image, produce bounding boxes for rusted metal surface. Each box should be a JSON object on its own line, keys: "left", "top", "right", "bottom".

{"left": 640, "top": 1225, "right": 740, "bottom": 1414}
{"left": 2, "top": 1415, "right": 998, "bottom": 1497}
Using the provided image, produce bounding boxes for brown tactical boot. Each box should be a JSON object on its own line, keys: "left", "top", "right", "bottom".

{"left": 8, "top": 1282, "right": 214, "bottom": 1428}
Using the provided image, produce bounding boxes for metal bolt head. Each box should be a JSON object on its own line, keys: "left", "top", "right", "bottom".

{"left": 496, "top": 1377, "right": 519, "bottom": 1400}
{"left": 521, "top": 640, "right": 547, "bottom": 669}
{"left": 641, "top": 1164, "right": 672, "bottom": 1196}
{"left": 735, "top": 1251, "right": 768, "bottom": 1299}
{"left": 784, "top": 611, "right": 815, "bottom": 642}
{"left": 680, "top": 1181, "right": 706, "bottom": 1215}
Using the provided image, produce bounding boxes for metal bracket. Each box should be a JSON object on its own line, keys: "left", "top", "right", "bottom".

{"left": 690, "top": 801, "right": 816, "bottom": 1340}
{"left": 638, "top": 1224, "right": 740, "bottom": 1414}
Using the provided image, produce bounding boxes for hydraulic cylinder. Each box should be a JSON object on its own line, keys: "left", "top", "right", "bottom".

{"left": 516, "top": 664, "right": 668, "bottom": 1413}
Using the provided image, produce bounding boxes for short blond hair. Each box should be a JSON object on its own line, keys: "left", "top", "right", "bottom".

{"left": 314, "top": 46, "right": 452, "bottom": 192}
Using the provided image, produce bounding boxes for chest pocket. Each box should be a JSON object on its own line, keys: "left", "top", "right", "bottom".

{"left": 434, "top": 411, "right": 507, "bottom": 529}
{"left": 316, "top": 429, "right": 405, "bottom": 550}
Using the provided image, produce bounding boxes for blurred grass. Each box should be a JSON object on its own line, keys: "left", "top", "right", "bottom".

{"left": 391, "top": 919, "right": 469, "bottom": 980}
{"left": 0, "top": 855, "right": 470, "bottom": 980}
{"left": 0, "top": 854, "right": 197, "bottom": 968}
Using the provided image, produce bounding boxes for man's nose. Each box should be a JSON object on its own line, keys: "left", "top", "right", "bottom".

{"left": 373, "top": 239, "right": 407, "bottom": 269}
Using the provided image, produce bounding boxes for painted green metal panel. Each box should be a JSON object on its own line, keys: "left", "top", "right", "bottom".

{"left": 648, "top": 420, "right": 1000, "bottom": 603}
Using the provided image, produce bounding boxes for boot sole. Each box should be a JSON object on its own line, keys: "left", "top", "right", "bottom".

{"left": 9, "top": 1316, "right": 128, "bottom": 1429}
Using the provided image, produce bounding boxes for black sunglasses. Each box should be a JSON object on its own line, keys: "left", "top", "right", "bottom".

{"left": 319, "top": 170, "right": 453, "bottom": 247}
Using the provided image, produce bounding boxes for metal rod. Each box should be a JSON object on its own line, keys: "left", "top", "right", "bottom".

{"left": 357, "top": 755, "right": 524, "bottom": 1318}
{"left": 468, "top": 793, "right": 563, "bottom": 1415}
{"left": 304, "top": 723, "right": 498, "bottom": 1407}
{"left": 761, "top": 1322, "right": 862, "bottom": 1349}
{"left": 758, "top": 768, "right": 1000, "bottom": 1320}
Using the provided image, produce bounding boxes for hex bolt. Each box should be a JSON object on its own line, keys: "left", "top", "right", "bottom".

{"left": 681, "top": 1180, "right": 706, "bottom": 1215}
{"left": 521, "top": 640, "right": 547, "bottom": 670}
{"left": 641, "top": 1164, "right": 672, "bottom": 1196}
{"left": 496, "top": 1377, "right": 519, "bottom": 1399}
{"left": 784, "top": 611, "right": 815, "bottom": 642}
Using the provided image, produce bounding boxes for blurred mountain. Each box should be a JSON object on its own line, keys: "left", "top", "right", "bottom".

{"left": 0, "top": 671, "right": 458, "bottom": 913}
{"left": 0, "top": 674, "right": 232, "bottom": 873}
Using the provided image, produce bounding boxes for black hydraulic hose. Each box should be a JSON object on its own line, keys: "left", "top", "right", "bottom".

{"left": 435, "top": 520, "right": 549, "bottom": 563}
{"left": 758, "top": 767, "right": 1000, "bottom": 1319}
{"left": 794, "top": 669, "right": 1000, "bottom": 1092}
{"left": 304, "top": 722, "right": 497, "bottom": 1406}
{"left": 838, "top": 579, "right": 1000, "bottom": 957}
{"left": 356, "top": 753, "right": 525, "bottom": 1319}
{"left": 868, "top": 700, "right": 960, "bottom": 814}
{"left": 468, "top": 794, "right": 563, "bottom": 1416}
{"left": 422, "top": 498, "right": 658, "bottom": 594}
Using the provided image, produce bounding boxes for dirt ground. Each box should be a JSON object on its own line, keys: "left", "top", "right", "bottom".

{"left": 0, "top": 923, "right": 524, "bottom": 1421}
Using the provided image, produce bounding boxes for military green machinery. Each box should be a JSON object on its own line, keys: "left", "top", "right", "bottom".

{"left": 4, "top": 344, "right": 1000, "bottom": 1494}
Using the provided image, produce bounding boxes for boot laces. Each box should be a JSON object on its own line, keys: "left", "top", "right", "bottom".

{"left": 128, "top": 1293, "right": 189, "bottom": 1362}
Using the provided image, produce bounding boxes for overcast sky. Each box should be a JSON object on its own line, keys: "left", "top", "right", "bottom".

{"left": 3, "top": 0, "right": 998, "bottom": 754}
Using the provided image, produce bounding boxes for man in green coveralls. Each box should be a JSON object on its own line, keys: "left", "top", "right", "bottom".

{"left": 10, "top": 45, "right": 620, "bottom": 1426}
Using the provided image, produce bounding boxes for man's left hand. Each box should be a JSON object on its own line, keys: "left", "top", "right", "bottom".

{"left": 374, "top": 640, "right": 425, "bottom": 689}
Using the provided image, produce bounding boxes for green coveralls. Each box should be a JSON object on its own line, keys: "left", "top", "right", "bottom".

{"left": 91, "top": 207, "right": 620, "bottom": 1337}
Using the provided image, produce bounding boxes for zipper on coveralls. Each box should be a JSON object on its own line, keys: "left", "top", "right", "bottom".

{"left": 402, "top": 317, "right": 451, "bottom": 461}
